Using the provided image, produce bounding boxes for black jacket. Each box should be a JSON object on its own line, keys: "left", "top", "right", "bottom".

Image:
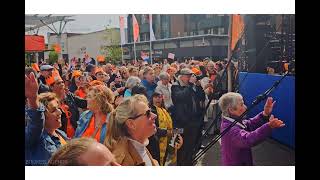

{"left": 171, "top": 81, "right": 206, "bottom": 127}
{"left": 59, "top": 92, "right": 87, "bottom": 134}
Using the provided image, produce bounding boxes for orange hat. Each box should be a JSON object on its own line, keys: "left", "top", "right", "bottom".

{"left": 31, "top": 63, "right": 40, "bottom": 72}
{"left": 89, "top": 80, "right": 104, "bottom": 87}
{"left": 97, "top": 55, "right": 105, "bottom": 62}
{"left": 191, "top": 67, "right": 201, "bottom": 75}
{"left": 95, "top": 67, "right": 105, "bottom": 74}
{"left": 46, "top": 69, "right": 63, "bottom": 86}
{"left": 72, "top": 70, "right": 82, "bottom": 78}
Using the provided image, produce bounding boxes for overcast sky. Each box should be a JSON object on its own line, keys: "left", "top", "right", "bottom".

{"left": 25, "top": 14, "right": 127, "bottom": 43}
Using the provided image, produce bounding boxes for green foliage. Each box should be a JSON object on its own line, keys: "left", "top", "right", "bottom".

{"left": 25, "top": 53, "right": 36, "bottom": 66}
{"left": 100, "top": 27, "right": 122, "bottom": 65}
{"left": 102, "top": 45, "right": 122, "bottom": 65}
{"left": 48, "top": 51, "right": 58, "bottom": 65}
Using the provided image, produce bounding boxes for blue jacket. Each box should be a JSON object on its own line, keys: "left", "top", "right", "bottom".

{"left": 25, "top": 106, "right": 68, "bottom": 166}
{"left": 75, "top": 110, "right": 109, "bottom": 144}
{"left": 141, "top": 79, "right": 157, "bottom": 100}
{"left": 124, "top": 89, "right": 132, "bottom": 99}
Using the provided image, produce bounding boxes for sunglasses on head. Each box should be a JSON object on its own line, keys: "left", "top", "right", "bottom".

{"left": 129, "top": 109, "right": 151, "bottom": 120}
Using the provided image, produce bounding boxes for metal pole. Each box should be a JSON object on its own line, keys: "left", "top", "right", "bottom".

{"left": 134, "top": 41, "right": 137, "bottom": 63}
{"left": 121, "top": 44, "right": 124, "bottom": 64}
{"left": 57, "top": 35, "right": 62, "bottom": 60}
{"left": 227, "top": 15, "right": 233, "bottom": 92}
{"left": 150, "top": 40, "right": 152, "bottom": 65}
{"left": 149, "top": 14, "right": 153, "bottom": 65}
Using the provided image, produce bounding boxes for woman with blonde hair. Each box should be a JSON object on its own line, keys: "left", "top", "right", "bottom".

{"left": 75, "top": 85, "right": 114, "bottom": 143}
{"left": 104, "top": 95, "right": 159, "bottom": 166}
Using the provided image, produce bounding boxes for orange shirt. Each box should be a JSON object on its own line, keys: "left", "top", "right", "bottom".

{"left": 75, "top": 88, "right": 86, "bottom": 98}
{"left": 56, "top": 133, "right": 67, "bottom": 145}
{"left": 81, "top": 114, "right": 107, "bottom": 142}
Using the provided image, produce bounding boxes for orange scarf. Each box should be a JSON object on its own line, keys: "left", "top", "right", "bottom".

{"left": 81, "top": 114, "right": 107, "bottom": 142}
{"left": 56, "top": 133, "right": 67, "bottom": 145}
{"left": 60, "top": 103, "right": 75, "bottom": 138}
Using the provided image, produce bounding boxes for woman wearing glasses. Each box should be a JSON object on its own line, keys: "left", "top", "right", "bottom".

{"left": 104, "top": 94, "right": 159, "bottom": 166}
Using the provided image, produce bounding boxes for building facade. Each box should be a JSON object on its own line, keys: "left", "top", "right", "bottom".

{"left": 124, "top": 14, "right": 230, "bottom": 62}
{"left": 47, "top": 28, "right": 120, "bottom": 61}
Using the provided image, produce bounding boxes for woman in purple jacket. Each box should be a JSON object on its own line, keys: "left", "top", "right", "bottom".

{"left": 218, "top": 92, "right": 285, "bottom": 165}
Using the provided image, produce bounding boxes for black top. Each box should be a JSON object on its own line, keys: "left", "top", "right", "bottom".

{"left": 59, "top": 92, "right": 87, "bottom": 134}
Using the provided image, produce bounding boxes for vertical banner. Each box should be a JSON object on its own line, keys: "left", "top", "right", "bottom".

{"left": 231, "top": 14, "right": 244, "bottom": 51}
{"left": 133, "top": 14, "right": 140, "bottom": 42}
{"left": 119, "top": 16, "right": 126, "bottom": 45}
{"left": 149, "top": 14, "right": 156, "bottom": 41}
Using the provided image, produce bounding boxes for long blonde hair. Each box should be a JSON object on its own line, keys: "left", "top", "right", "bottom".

{"left": 104, "top": 94, "right": 148, "bottom": 149}
{"left": 87, "top": 85, "right": 114, "bottom": 114}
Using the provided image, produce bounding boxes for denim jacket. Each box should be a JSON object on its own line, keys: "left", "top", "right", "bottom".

{"left": 25, "top": 105, "right": 68, "bottom": 166}
{"left": 75, "top": 110, "right": 109, "bottom": 144}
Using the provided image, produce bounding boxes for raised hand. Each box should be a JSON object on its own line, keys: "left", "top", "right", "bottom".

{"left": 25, "top": 72, "right": 38, "bottom": 99}
{"left": 263, "top": 97, "right": 276, "bottom": 116}
{"left": 25, "top": 72, "right": 39, "bottom": 109}
{"left": 175, "top": 134, "right": 183, "bottom": 150}
{"left": 268, "top": 115, "right": 285, "bottom": 128}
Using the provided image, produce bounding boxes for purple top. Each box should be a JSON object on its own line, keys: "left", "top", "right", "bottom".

{"left": 220, "top": 112, "right": 272, "bottom": 165}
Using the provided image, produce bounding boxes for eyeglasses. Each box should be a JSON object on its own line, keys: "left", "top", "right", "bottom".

{"left": 129, "top": 109, "right": 151, "bottom": 120}
{"left": 96, "top": 73, "right": 107, "bottom": 76}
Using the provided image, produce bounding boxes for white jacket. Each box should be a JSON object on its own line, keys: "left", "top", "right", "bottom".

{"left": 155, "top": 81, "right": 173, "bottom": 109}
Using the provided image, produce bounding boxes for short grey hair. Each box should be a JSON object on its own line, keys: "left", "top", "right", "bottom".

{"left": 179, "top": 63, "right": 187, "bottom": 69}
{"left": 125, "top": 76, "right": 141, "bottom": 89}
{"left": 218, "top": 92, "right": 243, "bottom": 117}
{"left": 159, "top": 72, "right": 169, "bottom": 80}
{"left": 207, "top": 61, "right": 215, "bottom": 66}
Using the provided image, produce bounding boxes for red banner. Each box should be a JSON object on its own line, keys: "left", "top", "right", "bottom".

{"left": 25, "top": 35, "right": 45, "bottom": 52}
{"left": 133, "top": 15, "right": 139, "bottom": 42}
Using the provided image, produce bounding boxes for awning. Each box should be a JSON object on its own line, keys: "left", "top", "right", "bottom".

{"left": 25, "top": 35, "right": 45, "bottom": 52}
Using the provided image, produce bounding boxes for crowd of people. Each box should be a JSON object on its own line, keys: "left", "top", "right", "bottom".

{"left": 25, "top": 56, "right": 285, "bottom": 166}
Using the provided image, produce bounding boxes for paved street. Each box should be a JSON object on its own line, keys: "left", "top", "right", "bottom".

{"left": 195, "top": 134, "right": 295, "bottom": 166}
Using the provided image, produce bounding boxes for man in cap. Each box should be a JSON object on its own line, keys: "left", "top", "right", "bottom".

{"left": 171, "top": 68, "right": 206, "bottom": 165}
{"left": 35, "top": 64, "right": 55, "bottom": 93}
{"left": 95, "top": 67, "right": 110, "bottom": 86}
{"left": 48, "top": 73, "right": 87, "bottom": 138}
{"left": 39, "top": 64, "right": 54, "bottom": 84}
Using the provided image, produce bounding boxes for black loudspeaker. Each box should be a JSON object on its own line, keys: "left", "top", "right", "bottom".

{"left": 245, "top": 15, "right": 274, "bottom": 73}
{"left": 245, "top": 15, "right": 256, "bottom": 72}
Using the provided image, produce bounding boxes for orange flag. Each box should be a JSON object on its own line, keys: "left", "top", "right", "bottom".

{"left": 31, "top": 63, "right": 40, "bottom": 72}
{"left": 52, "top": 44, "right": 61, "bottom": 53}
{"left": 97, "top": 55, "right": 105, "bottom": 62}
{"left": 231, "top": 15, "right": 244, "bottom": 51}
{"left": 132, "top": 14, "right": 139, "bottom": 42}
